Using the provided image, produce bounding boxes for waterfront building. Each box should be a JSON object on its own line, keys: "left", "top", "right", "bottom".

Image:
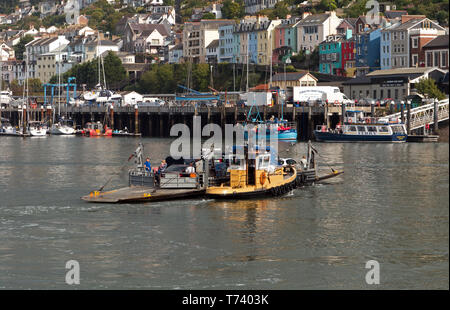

{"left": 342, "top": 67, "right": 447, "bottom": 101}
{"left": 389, "top": 17, "right": 445, "bottom": 69}
{"left": 270, "top": 71, "right": 318, "bottom": 91}
{"left": 422, "top": 35, "right": 449, "bottom": 70}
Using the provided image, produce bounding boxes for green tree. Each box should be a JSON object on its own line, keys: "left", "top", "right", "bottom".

{"left": 42, "top": 15, "right": 66, "bottom": 28}
{"left": 192, "top": 64, "right": 210, "bottom": 91}
{"left": 202, "top": 12, "right": 216, "bottom": 19}
{"left": 269, "top": 1, "right": 290, "bottom": 19}
{"left": 415, "top": 78, "right": 446, "bottom": 100}
{"left": 319, "top": 0, "right": 338, "bottom": 11}
{"left": 221, "top": 0, "right": 245, "bottom": 19}
{"left": 14, "top": 35, "right": 34, "bottom": 61}
{"left": 345, "top": 0, "right": 368, "bottom": 18}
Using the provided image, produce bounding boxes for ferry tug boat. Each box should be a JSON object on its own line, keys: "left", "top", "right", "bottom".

{"left": 206, "top": 145, "right": 298, "bottom": 199}
{"left": 314, "top": 110, "right": 407, "bottom": 142}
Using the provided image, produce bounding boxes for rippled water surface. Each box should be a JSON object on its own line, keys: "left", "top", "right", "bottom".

{"left": 0, "top": 136, "right": 448, "bottom": 289}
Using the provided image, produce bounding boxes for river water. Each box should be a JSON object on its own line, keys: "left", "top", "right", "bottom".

{"left": 0, "top": 136, "right": 448, "bottom": 289}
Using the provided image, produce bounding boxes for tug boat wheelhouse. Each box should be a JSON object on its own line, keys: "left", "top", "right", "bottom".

{"left": 314, "top": 110, "right": 407, "bottom": 143}
{"left": 206, "top": 145, "right": 298, "bottom": 199}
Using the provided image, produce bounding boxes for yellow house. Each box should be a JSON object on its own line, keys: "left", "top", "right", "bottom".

{"left": 270, "top": 71, "right": 318, "bottom": 90}
{"left": 256, "top": 19, "right": 282, "bottom": 66}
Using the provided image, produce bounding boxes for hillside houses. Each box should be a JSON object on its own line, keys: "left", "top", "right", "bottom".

{"left": 0, "top": 1, "right": 448, "bottom": 95}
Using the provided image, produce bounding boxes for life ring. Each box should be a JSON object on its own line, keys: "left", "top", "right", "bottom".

{"left": 260, "top": 172, "right": 267, "bottom": 185}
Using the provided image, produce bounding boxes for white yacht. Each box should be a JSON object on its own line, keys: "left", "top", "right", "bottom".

{"left": 0, "top": 90, "right": 13, "bottom": 105}
{"left": 29, "top": 121, "right": 48, "bottom": 136}
{"left": 50, "top": 118, "right": 75, "bottom": 135}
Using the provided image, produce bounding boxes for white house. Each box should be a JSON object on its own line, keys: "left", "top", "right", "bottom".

{"left": 46, "top": 26, "right": 59, "bottom": 34}
{"left": 169, "top": 44, "right": 183, "bottom": 63}
{"left": 24, "top": 26, "right": 39, "bottom": 36}
{"left": 0, "top": 43, "right": 15, "bottom": 61}
{"left": 78, "top": 26, "right": 95, "bottom": 37}
{"left": 296, "top": 11, "right": 342, "bottom": 52}
{"left": 121, "top": 91, "right": 144, "bottom": 106}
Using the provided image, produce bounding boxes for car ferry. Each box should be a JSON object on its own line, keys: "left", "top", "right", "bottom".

{"left": 314, "top": 110, "right": 407, "bottom": 143}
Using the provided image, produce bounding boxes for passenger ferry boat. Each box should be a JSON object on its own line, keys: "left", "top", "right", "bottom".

{"left": 314, "top": 110, "right": 407, "bottom": 143}
{"left": 206, "top": 145, "right": 298, "bottom": 198}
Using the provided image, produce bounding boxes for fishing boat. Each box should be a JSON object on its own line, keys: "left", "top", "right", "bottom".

{"left": 206, "top": 145, "right": 298, "bottom": 199}
{"left": 244, "top": 119, "right": 298, "bottom": 141}
{"left": 28, "top": 121, "right": 48, "bottom": 136}
{"left": 81, "top": 121, "right": 112, "bottom": 137}
{"left": 243, "top": 96, "right": 297, "bottom": 142}
{"left": 314, "top": 110, "right": 407, "bottom": 143}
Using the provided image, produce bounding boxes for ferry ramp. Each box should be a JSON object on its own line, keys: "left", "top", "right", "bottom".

{"left": 384, "top": 99, "right": 449, "bottom": 131}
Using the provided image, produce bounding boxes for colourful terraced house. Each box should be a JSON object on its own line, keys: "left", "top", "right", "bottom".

{"left": 273, "top": 19, "right": 300, "bottom": 64}
{"left": 319, "top": 35, "right": 344, "bottom": 76}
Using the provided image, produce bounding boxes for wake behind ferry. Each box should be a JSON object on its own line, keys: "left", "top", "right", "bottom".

{"left": 314, "top": 110, "right": 407, "bottom": 143}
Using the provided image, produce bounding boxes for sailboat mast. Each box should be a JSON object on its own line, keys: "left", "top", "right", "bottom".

{"left": 97, "top": 32, "right": 101, "bottom": 89}
{"left": 58, "top": 40, "right": 61, "bottom": 119}
{"left": 246, "top": 33, "right": 249, "bottom": 93}
{"left": 269, "top": 25, "right": 272, "bottom": 89}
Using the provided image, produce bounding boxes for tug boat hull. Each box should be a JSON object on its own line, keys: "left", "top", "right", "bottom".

{"left": 206, "top": 168, "right": 298, "bottom": 199}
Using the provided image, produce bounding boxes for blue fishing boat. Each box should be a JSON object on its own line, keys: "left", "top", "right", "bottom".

{"left": 243, "top": 98, "right": 298, "bottom": 142}
{"left": 314, "top": 110, "right": 407, "bottom": 143}
{"left": 244, "top": 119, "right": 298, "bottom": 141}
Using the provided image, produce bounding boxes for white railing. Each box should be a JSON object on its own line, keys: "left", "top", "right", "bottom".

{"left": 384, "top": 99, "right": 449, "bottom": 131}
